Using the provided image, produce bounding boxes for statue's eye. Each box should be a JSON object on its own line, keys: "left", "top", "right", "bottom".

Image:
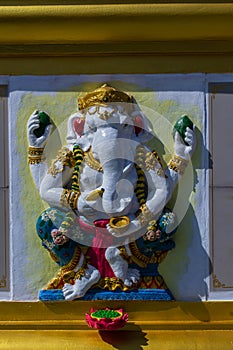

{"left": 88, "top": 124, "right": 97, "bottom": 132}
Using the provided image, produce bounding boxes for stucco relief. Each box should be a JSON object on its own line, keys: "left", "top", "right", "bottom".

{"left": 27, "top": 84, "right": 196, "bottom": 301}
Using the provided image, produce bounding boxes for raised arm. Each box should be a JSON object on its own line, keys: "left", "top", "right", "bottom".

{"left": 165, "top": 125, "right": 196, "bottom": 197}
{"left": 27, "top": 110, "right": 53, "bottom": 190}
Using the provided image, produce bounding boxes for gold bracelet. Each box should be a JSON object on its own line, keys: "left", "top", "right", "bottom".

{"left": 60, "top": 189, "right": 80, "bottom": 210}
{"left": 28, "top": 155, "right": 45, "bottom": 164}
{"left": 60, "top": 189, "right": 71, "bottom": 208}
{"left": 69, "top": 191, "right": 80, "bottom": 210}
{"left": 28, "top": 147, "right": 45, "bottom": 164}
{"left": 28, "top": 146, "right": 44, "bottom": 156}
{"left": 168, "top": 155, "right": 189, "bottom": 175}
{"left": 147, "top": 219, "right": 157, "bottom": 231}
{"left": 136, "top": 204, "right": 154, "bottom": 225}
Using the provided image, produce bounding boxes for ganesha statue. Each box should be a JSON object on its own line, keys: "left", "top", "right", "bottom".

{"left": 27, "top": 84, "right": 196, "bottom": 301}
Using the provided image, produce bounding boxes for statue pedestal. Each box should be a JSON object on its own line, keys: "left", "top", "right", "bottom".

{"left": 39, "top": 287, "right": 174, "bottom": 301}
{"left": 39, "top": 263, "right": 174, "bottom": 301}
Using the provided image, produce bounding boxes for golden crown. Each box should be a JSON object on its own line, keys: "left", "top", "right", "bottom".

{"left": 78, "top": 84, "right": 134, "bottom": 111}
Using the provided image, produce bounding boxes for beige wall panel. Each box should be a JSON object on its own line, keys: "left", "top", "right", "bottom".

{"left": 210, "top": 83, "right": 233, "bottom": 291}
{"left": 212, "top": 188, "right": 233, "bottom": 289}
{"left": 211, "top": 90, "right": 233, "bottom": 187}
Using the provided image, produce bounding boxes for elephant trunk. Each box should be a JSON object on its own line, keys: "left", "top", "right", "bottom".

{"left": 93, "top": 127, "right": 133, "bottom": 216}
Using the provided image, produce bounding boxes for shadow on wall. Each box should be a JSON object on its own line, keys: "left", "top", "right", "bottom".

{"left": 99, "top": 325, "right": 148, "bottom": 350}
{"left": 159, "top": 126, "right": 213, "bottom": 302}
{"left": 193, "top": 125, "right": 213, "bottom": 190}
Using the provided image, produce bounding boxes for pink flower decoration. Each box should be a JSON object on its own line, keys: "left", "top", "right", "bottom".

{"left": 51, "top": 229, "right": 69, "bottom": 246}
{"left": 85, "top": 308, "right": 128, "bottom": 330}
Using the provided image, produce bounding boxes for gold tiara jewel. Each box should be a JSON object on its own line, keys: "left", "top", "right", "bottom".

{"left": 78, "top": 84, "right": 134, "bottom": 111}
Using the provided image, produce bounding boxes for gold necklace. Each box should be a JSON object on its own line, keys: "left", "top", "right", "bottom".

{"left": 84, "top": 147, "right": 103, "bottom": 172}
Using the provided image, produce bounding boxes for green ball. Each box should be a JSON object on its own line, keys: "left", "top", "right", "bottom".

{"left": 33, "top": 111, "right": 51, "bottom": 138}
{"left": 173, "top": 115, "right": 193, "bottom": 146}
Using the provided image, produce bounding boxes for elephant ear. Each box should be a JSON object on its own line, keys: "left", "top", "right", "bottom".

{"left": 66, "top": 112, "right": 92, "bottom": 151}
{"left": 133, "top": 111, "right": 154, "bottom": 143}
{"left": 73, "top": 117, "right": 85, "bottom": 136}
{"left": 134, "top": 115, "right": 144, "bottom": 136}
{"left": 66, "top": 113, "right": 82, "bottom": 145}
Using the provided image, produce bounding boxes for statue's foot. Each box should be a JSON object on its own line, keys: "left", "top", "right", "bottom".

{"left": 124, "top": 268, "right": 140, "bottom": 287}
{"left": 62, "top": 265, "right": 101, "bottom": 301}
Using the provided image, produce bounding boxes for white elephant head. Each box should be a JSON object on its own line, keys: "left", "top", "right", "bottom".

{"left": 66, "top": 84, "right": 155, "bottom": 216}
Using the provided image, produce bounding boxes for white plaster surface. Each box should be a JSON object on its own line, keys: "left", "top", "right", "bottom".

{"left": 0, "top": 74, "right": 231, "bottom": 301}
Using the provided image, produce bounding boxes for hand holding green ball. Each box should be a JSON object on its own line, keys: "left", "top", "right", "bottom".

{"left": 33, "top": 111, "right": 51, "bottom": 138}
{"left": 173, "top": 115, "right": 193, "bottom": 146}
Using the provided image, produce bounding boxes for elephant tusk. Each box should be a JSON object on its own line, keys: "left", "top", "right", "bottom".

{"left": 85, "top": 188, "right": 104, "bottom": 201}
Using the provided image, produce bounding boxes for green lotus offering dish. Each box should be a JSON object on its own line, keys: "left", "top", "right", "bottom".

{"left": 85, "top": 308, "right": 128, "bottom": 330}
{"left": 91, "top": 309, "right": 122, "bottom": 320}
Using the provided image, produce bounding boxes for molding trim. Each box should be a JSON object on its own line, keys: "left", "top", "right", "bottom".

{"left": 1, "top": 4, "right": 233, "bottom": 44}
{"left": 0, "top": 4, "right": 233, "bottom": 73}
{"left": 0, "top": 301, "right": 232, "bottom": 349}
{"left": 0, "top": 301, "right": 233, "bottom": 329}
